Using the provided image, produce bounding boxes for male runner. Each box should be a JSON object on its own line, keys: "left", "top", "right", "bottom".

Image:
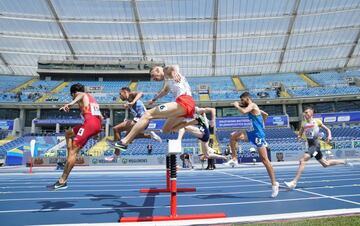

{"left": 112, "top": 87, "right": 161, "bottom": 143}
{"left": 106, "top": 87, "right": 161, "bottom": 159}
{"left": 224, "top": 92, "right": 279, "bottom": 198}
{"left": 48, "top": 83, "right": 102, "bottom": 190}
{"left": 113, "top": 65, "right": 195, "bottom": 150}
{"left": 176, "top": 107, "right": 227, "bottom": 161}
{"left": 284, "top": 106, "right": 351, "bottom": 190}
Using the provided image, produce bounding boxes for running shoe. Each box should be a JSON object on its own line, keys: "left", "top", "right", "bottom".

{"left": 47, "top": 181, "right": 68, "bottom": 191}
{"left": 284, "top": 181, "right": 297, "bottom": 190}
{"left": 223, "top": 159, "right": 239, "bottom": 167}
{"left": 114, "top": 141, "right": 128, "bottom": 151}
{"left": 271, "top": 182, "right": 279, "bottom": 198}
{"left": 150, "top": 131, "right": 162, "bottom": 143}
{"left": 107, "top": 140, "right": 128, "bottom": 151}
{"left": 344, "top": 159, "right": 354, "bottom": 167}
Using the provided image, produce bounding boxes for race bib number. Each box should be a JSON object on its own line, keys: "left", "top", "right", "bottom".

{"left": 77, "top": 128, "right": 85, "bottom": 136}
{"left": 305, "top": 129, "right": 315, "bottom": 139}
{"left": 158, "top": 104, "right": 168, "bottom": 112}
{"left": 90, "top": 103, "right": 102, "bottom": 116}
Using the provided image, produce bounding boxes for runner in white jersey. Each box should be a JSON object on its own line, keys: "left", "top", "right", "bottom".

{"left": 284, "top": 106, "right": 352, "bottom": 190}
{"left": 114, "top": 65, "right": 196, "bottom": 150}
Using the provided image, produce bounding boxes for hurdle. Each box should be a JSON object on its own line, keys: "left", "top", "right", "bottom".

{"left": 119, "top": 139, "right": 226, "bottom": 222}
{"left": 139, "top": 155, "right": 196, "bottom": 193}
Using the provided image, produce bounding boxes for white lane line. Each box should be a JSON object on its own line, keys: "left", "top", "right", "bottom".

{"left": 1, "top": 169, "right": 358, "bottom": 186}
{"left": 1, "top": 182, "right": 359, "bottom": 195}
{"left": 2, "top": 177, "right": 360, "bottom": 190}
{"left": 1, "top": 194, "right": 359, "bottom": 214}
{"left": 306, "top": 184, "right": 360, "bottom": 190}
{"left": 0, "top": 176, "right": 248, "bottom": 185}
{"left": 29, "top": 208, "right": 360, "bottom": 226}
{"left": 0, "top": 166, "right": 358, "bottom": 182}
{"left": 2, "top": 175, "right": 360, "bottom": 188}
{"left": 296, "top": 188, "right": 359, "bottom": 205}
{"left": 238, "top": 171, "right": 360, "bottom": 180}
{"left": 1, "top": 164, "right": 358, "bottom": 177}
{"left": 0, "top": 183, "right": 270, "bottom": 194}
{"left": 0, "top": 189, "right": 281, "bottom": 202}
{"left": 0, "top": 179, "right": 250, "bottom": 189}
{"left": 219, "top": 171, "right": 360, "bottom": 206}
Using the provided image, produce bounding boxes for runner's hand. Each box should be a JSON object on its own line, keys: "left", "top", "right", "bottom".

{"left": 326, "top": 136, "right": 332, "bottom": 143}
{"left": 232, "top": 101, "right": 240, "bottom": 108}
{"left": 59, "top": 104, "right": 70, "bottom": 112}
{"left": 148, "top": 99, "right": 155, "bottom": 105}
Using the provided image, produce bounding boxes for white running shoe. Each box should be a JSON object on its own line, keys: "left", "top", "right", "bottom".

{"left": 233, "top": 160, "right": 240, "bottom": 167}
{"left": 344, "top": 160, "right": 354, "bottom": 167}
{"left": 284, "top": 181, "right": 297, "bottom": 190}
{"left": 150, "top": 131, "right": 162, "bottom": 143}
{"left": 223, "top": 159, "right": 239, "bottom": 167}
{"left": 271, "top": 182, "right": 279, "bottom": 198}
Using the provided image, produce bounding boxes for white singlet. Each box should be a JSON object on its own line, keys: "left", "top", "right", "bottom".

{"left": 164, "top": 75, "right": 192, "bottom": 99}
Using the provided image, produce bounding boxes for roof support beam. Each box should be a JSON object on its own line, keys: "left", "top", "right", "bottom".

{"left": 211, "top": 0, "right": 219, "bottom": 76}
{"left": 0, "top": 41, "right": 354, "bottom": 57}
{"left": 277, "top": 0, "right": 301, "bottom": 72}
{"left": 343, "top": 29, "right": 360, "bottom": 69}
{"left": 2, "top": 7, "right": 360, "bottom": 24}
{"left": 2, "top": 25, "right": 360, "bottom": 42}
{"left": 0, "top": 53, "right": 15, "bottom": 74}
{"left": 45, "top": 0, "right": 77, "bottom": 60}
{"left": 131, "top": 0, "right": 147, "bottom": 58}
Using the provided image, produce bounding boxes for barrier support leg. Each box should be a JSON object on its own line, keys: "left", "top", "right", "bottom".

{"left": 120, "top": 154, "right": 226, "bottom": 222}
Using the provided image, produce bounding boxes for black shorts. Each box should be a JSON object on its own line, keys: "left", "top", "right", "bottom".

{"left": 198, "top": 125, "right": 210, "bottom": 142}
{"left": 305, "top": 139, "right": 323, "bottom": 160}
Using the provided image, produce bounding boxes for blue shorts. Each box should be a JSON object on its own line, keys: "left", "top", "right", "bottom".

{"left": 246, "top": 131, "right": 268, "bottom": 148}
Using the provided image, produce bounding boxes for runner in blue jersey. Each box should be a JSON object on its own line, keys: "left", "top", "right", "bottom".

{"left": 110, "top": 87, "right": 161, "bottom": 156}
{"left": 224, "top": 92, "right": 279, "bottom": 198}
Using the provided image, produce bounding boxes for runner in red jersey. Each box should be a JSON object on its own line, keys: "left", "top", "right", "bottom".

{"left": 48, "top": 83, "right": 103, "bottom": 190}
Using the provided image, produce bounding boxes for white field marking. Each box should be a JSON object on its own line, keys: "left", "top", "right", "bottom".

{"left": 0, "top": 183, "right": 270, "bottom": 194}
{"left": 1, "top": 194, "right": 359, "bottom": 214}
{"left": 0, "top": 189, "right": 278, "bottom": 202}
{"left": 0, "top": 170, "right": 167, "bottom": 177}
{"left": 0, "top": 163, "right": 356, "bottom": 177}
{"left": 0, "top": 168, "right": 358, "bottom": 185}
{"left": 2, "top": 177, "right": 360, "bottom": 189}
{"left": 0, "top": 165, "right": 358, "bottom": 180}
{"left": 219, "top": 171, "right": 360, "bottom": 206}
{"left": 231, "top": 171, "right": 360, "bottom": 180}
{"left": 306, "top": 184, "right": 360, "bottom": 190}
{"left": 1, "top": 182, "right": 359, "bottom": 195}
{"left": 28, "top": 208, "right": 360, "bottom": 226}
{"left": 0, "top": 176, "right": 249, "bottom": 186}
{"left": 295, "top": 189, "right": 360, "bottom": 205}
{"left": 0, "top": 179, "right": 252, "bottom": 189}
{"left": 242, "top": 168, "right": 360, "bottom": 178}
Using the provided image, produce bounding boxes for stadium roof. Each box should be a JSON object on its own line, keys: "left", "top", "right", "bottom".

{"left": 0, "top": 0, "right": 360, "bottom": 77}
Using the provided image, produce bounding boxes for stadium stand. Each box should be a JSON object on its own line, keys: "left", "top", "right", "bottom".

{"left": 0, "top": 75, "right": 32, "bottom": 92}
{"left": 44, "top": 80, "right": 130, "bottom": 103}
{"left": 289, "top": 86, "right": 360, "bottom": 97}
{"left": 240, "top": 73, "right": 308, "bottom": 90}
